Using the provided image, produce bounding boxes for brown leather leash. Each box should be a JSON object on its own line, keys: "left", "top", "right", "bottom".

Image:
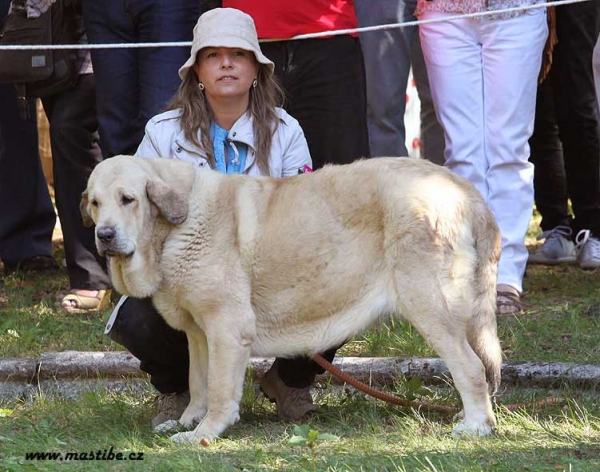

{"left": 312, "top": 354, "right": 565, "bottom": 413}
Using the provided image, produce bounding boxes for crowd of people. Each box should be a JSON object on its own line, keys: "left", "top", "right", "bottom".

{"left": 1, "top": 0, "right": 599, "bottom": 430}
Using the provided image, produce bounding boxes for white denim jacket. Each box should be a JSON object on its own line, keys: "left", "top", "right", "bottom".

{"left": 135, "top": 107, "right": 312, "bottom": 177}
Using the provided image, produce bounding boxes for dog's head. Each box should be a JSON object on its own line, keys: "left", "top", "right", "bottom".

{"left": 80, "top": 156, "right": 189, "bottom": 293}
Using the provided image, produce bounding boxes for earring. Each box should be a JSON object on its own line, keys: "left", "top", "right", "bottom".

{"left": 252, "top": 79, "right": 257, "bottom": 88}
{"left": 198, "top": 82, "right": 205, "bottom": 91}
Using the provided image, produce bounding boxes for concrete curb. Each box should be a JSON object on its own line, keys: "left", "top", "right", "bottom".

{"left": 1, "top": 351, "right": 599, "bottom": 401}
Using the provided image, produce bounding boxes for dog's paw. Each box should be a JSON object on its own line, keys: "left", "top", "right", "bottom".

{"left": 153, "top": 419, "right": 181, "bottom": 434}
{"left": 179, "top": 407, "right": 206, "bottom": 429}
{"left": 452, "top": 409, "right": 465, "bottom": 422}
{"left": 170, "top": 431, "right": 196, "bottom": 444}
{"left": 451, "top": 420, "right": 494, "bottom": 438}
{"left": 170, "top": 430, "right": 213, "bottom": 446}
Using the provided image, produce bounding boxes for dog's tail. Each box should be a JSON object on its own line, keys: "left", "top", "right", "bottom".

{"left": 467, "top": 202, "right": 503, "bottom": 395}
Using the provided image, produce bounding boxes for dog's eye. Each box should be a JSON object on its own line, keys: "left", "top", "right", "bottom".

{"left": 90, "top": 199, "right": 98, "bottom": 207}
{"left": 121, "top": 195, "right": 135, "bottom": 205}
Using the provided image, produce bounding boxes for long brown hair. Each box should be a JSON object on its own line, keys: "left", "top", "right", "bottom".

{"left": 167, "top": 58, "right": 284, "bottom": 174}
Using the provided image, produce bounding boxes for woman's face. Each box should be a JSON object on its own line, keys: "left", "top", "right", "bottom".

{"left": 193, "top": 47, "right": 259, "bottom": 105}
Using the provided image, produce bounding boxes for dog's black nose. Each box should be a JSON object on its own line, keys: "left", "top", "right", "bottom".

{"left": 97, "top": 227, "right": 116, "bottom": 243}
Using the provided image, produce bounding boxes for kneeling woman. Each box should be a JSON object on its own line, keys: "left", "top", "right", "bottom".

{"left": 105, "top": 8, "right": 334, "bottom": 429}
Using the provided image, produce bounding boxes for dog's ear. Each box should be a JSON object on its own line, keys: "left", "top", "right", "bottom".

{"left": 80, "top": 190, "right": 94, "bottom": 228}
{"left": 146, "top": 179, "right": 188, "bottom": 225}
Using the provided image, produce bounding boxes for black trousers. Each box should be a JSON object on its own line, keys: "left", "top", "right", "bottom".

{"left": 109, "top": 297, "right": 338, "bottom": 394}
{"left": 529, "top": 1, "right": 600, "bottom": 236}
{"left": 41, "top": 74, "right": 110, "bottom": 289}
{"left": 0, "top": 85, "right": 56, "bottom": 266}
{"left": 261, "top": 35, "right": 370, "bottom": 168}
{"left": 0, "top": 0, "right": 55, "bottom": 266}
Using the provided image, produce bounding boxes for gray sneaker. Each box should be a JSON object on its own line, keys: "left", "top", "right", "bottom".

{"left": 151, "top": 391, "right": 190, "bottom": 429}
{"left": 528, "top": 226, "right": 576, "bottom": 265}
{"left": 576, "top": 230, "right": 600, "bottom": 269}
{"left": 260, "top": 360, "right": 318, "bottom": 421}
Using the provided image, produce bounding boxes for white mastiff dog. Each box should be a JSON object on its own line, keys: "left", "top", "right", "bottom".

{"left": 82, "top": 155, "right": 503, "bottom": 444}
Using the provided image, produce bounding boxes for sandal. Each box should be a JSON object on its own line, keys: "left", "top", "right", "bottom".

{"left": 61, "top": 289, "right": 112, "bottom": 314}
{"left": 496, "top": 289, "right": 522, "bottom": 315}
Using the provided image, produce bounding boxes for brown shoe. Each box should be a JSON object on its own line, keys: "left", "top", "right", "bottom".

{"left": 259, "top": 360, "right": 318, "bottom": 421}
{"left": 151, "top": 391, "right": 190, "bottom": 429}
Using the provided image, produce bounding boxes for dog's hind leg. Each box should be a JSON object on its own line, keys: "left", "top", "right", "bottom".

{"left": 179, "top": 328, "right": 209, "bottom": 428}
{"left": 431, "top": 333, "right": 496, "bottom": 437}
{"left": 170, "top": 307, "right": 254, "bottom": 444}
{"left": 397, "top": 285, "right": 497, "bottom": 437}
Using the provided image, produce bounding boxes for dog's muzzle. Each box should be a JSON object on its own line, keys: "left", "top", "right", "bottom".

{"left": 95, "top": 226, "right": 134, "bottom": 258}
{"left": 97, "top": 226, "right": 116, "bottom": 244}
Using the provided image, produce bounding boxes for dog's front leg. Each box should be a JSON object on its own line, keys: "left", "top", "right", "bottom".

{"left": 179, "top": 328, "right": 209, "bottom": 427}
{"left": 153, "top": 328, "right": 209, "bottom": 434}
{"left": 170, "top": 308, "right": 253, "bottom": 444}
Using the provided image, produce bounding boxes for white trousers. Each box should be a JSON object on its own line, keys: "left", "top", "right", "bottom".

{"left": 419, "top": 10, "right": 548, "bottom": 292}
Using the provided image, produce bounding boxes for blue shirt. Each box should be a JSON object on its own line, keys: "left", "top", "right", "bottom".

{"left": 210, "top": 122, "right": 248, "bottom": 174}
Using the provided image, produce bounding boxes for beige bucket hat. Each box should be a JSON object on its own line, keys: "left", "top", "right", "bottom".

{"left": 178, "top": 8, "right": 275, "bottom": 80}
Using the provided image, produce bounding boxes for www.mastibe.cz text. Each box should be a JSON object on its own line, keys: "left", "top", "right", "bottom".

{"left": 25, "top": 446, "right": 144, "bottom": 461}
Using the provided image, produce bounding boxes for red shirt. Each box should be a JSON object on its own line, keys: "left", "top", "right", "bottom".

{"left": 224, "top": 1, "right": 358, "bottom": 39}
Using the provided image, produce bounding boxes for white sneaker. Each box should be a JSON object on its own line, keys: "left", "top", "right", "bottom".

{"left": 575, "top": 230, "right": 600, "bottom": 269}
{"left": 528, "top": 226, "right": 576, "bottom": 265}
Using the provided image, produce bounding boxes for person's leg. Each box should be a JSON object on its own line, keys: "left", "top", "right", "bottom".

{"left": 42, "top": 74, "right": 110, "bottom": 300}
{"left": 482, "top": 10, "right": 548, "bottom": 293}
{"left": 133, "top": 0, "right": 201, "bottom": 136}
{"left": 0, "top": 0, "right": 55, "bottom": 269}
{"left": 82, "top": 0, "right": 141, "bottom": 157}
{"left": 108, "top": 297, "right": 191, "bottom": 427}
{"left": 419, "top": 14, "right": 487, "bottom": 198}
{"left": 550, "top": 2, "right": 600, "bottom": 245}
{"left": 527, "top": 80, "right": 576, "bottom": 266}
{"left": 529, "top": 80, "right": 570, "bottom": 232}
{"left": 411, "top": 34, "right": 445, "bottom": 166}
{"left": 83, "top": 0, "right": 202, "bottom": 158}
{"left": 0, "top": 88, "right": 56, "bottom": 270}
{"left": 267, "top": 35, "right": 370, "bottom": 169}
{"left": 354, "top": 0, "right": 417, "bottom": 157}
{"left": 108, "top": 297, "right": 190, "bottom": 394}
{"left": 275, "top": 348, "right": 338, "bottom": 388}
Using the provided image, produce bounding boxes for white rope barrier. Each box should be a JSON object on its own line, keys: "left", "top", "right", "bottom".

{"left": 0, "top": 0, "right": 591, "bottom": 51}
{"left": 290, "top": 0, "right": 589, "bottom": 40}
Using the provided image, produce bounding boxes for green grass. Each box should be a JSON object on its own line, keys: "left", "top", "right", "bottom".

{"left": 2, "top": 215, "right": 600, "bottom": 470}
{"left": 0, "top": 270, "right": 118, "bottom": 358}
{"left": 1, "top": 384, "right": 599, "bottom": 471}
